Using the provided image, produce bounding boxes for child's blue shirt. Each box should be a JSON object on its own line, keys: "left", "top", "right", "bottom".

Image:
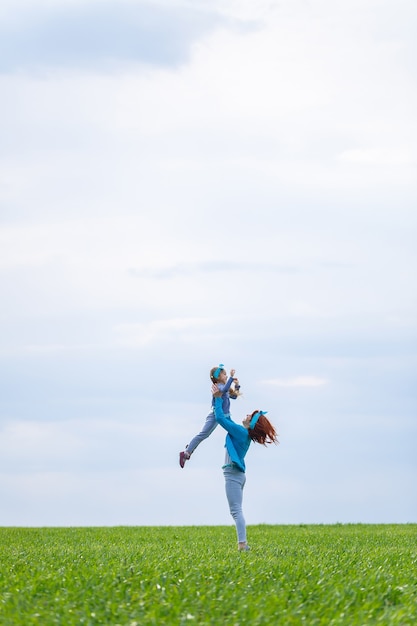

{"left": 213, "top": 396, "right": 251, "bottom": 473}
{"left": 211, "top": 376, "right": 236, "bottom": 415}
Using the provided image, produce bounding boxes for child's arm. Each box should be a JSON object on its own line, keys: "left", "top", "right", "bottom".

{"left": 217, "top": 379, "right": 233, "bottom": 394}
{"left": 217, "top": 369, "right": 236, "bottom": 395}
{"left": 229, "top": 377, "right": 241, "bottom": 399}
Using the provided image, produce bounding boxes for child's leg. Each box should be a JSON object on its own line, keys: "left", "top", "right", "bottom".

{"left": 223, "top": 467, "right": 247, "bottom": 544}
{"left": 185, "top": 411, "right": 217, "bottom": 456}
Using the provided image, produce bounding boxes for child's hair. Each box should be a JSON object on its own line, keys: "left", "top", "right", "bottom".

{"left": 210, "top": 366, "right": 225, "bottom": 383}
{"left": 248, "top": 411, "right": 279, "bottom": 446}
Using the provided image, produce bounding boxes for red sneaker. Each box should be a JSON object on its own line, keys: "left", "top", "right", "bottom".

{"left": 179, "top": 451, "right": 189, "bottom": 468}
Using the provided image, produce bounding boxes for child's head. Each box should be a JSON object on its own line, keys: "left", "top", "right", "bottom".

{"left": 210, "top": 364, "right": 227, "bottom": 384}
{"left": 243, "top": 410, "right": 278, "bottom": 446}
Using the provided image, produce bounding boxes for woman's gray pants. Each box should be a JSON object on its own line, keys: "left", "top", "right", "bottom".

{"left": 223, "top": 466, "right": 246, "bottom": 543}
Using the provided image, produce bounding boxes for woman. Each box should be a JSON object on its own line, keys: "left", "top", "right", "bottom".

{"left": 212, "top": 383, "right": 278, "bottom": 551}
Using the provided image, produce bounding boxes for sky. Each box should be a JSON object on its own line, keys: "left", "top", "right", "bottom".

{"left": 0, "top": 0, "right": 416, "bottom": 528}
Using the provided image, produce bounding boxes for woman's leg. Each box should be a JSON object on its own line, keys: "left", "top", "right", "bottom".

{"left": 223, "top": 467, "right": 247, "bottom": 544}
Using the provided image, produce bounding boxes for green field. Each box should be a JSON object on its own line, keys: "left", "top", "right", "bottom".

{"left": 0, "top": 524, "right": 416, "bottom": 625}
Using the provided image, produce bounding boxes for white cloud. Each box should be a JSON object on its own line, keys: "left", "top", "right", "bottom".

{"left": 262, "top": 376, "right": 329, "bottom": 388}
{"left": 114, "top": 317, "right": 220, "bottom": 347}
{"left": 338, "top": 148, "right": 413, "bottom": 165}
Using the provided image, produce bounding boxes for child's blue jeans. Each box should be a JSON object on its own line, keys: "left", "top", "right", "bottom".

{"left": 223, "top": 466, "right": 247, "bottom": 543}
{"left": 187, "top": 411, "right": 230, "bottom": 455}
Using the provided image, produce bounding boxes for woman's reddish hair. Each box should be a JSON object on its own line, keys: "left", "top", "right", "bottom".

{"left": 248, "top": 411, "right": 279, "bottom": 445}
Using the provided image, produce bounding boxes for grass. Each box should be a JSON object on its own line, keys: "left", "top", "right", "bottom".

{"left": 0, "top": 524, "right": 416, "bottom": 625}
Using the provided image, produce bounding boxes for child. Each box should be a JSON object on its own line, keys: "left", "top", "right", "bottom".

{"left": 179, "top": 364, "right": 241, "bottom": 468}
{"left": 212, "top": 383, "right": 278, "bottom": 551}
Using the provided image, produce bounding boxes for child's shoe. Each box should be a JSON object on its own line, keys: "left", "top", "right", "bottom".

{"left": 179, "top": 450, "right": 190, "bottom": 468}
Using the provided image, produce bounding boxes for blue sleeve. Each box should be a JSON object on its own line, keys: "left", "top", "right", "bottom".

{"left": 217, "top": 377, "right": 234, "bottom": 395}
{"left": 217, "top": 377, "right": 233, "bottom": 396}
{"left": 213, "top": 397, "right": 247, "bottom": 438}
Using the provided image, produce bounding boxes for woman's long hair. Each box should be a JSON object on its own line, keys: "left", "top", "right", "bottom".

{"left": 249, "top": 412, "right": 279, "bottom": 446}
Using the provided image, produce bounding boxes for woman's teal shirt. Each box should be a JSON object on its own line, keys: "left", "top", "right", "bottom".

{"left": 213, "top": 396, "right": 251, "bottom": 472}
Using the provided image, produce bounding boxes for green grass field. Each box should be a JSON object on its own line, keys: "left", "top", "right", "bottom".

{"left": 0, "top": 524, "right": 416, "bottom": 625}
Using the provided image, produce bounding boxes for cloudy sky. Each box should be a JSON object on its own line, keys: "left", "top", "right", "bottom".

{"left": 1, "top": 0, "right": 416, "bottom": 528}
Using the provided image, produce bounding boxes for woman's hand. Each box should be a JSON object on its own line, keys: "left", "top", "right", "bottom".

{"left": 211, "top": 383, "right": 222, "bottom": 398}
{"left": 230, "top": 369, "right": 235, "bottom": 377}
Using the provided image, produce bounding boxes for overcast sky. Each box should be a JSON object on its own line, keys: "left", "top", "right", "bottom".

{"left": 1, "top": 0, "right": 416, "bottom": 527}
